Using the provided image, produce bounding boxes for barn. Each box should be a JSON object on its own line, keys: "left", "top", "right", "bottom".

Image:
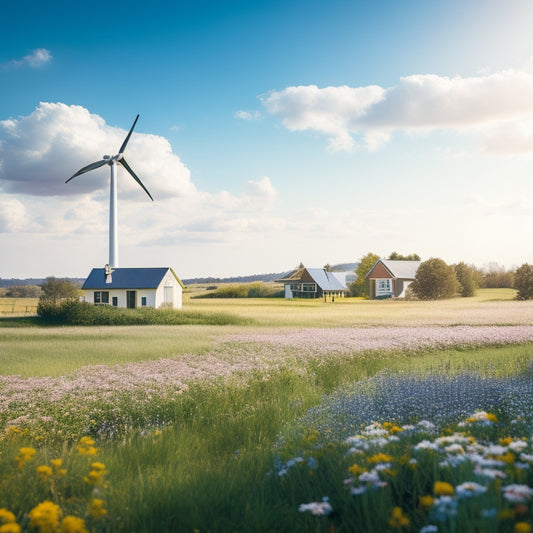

{"left": 277, "top": 267, "right": 347, "bottom": 299}
{"left": 82, "top": 267, "right": 185, "bottom": 309}
{"left": 365, "top": 259, "right": 421, "bottom": 299}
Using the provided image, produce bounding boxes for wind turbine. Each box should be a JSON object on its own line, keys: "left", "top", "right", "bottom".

{"left": 66, "top": 114, "right": 153, "bottom": 269}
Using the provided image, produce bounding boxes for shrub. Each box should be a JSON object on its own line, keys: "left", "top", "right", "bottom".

{"left": 36, "top": 299, "right": 252, "bottom": 326}
{"left": 453, "top": 262, "right": 477, "bottom": 297}
{"left": 514, "top": 263, "right": 533, "bottom": 300}
{"left": 411, "top": 258, "right": 458, "bottom": 300}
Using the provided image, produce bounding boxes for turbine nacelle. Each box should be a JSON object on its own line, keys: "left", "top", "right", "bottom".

{"left": 65, "top": 114, "right": 153, "bottom": 201}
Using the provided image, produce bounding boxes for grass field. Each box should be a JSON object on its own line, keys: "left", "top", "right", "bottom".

{"left": 1, "top": 290, "right": 532, "bottom": 532}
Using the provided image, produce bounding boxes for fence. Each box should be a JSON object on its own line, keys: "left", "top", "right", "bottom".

{"left": 0, "top": 299, "right": 39, "bottom": 315}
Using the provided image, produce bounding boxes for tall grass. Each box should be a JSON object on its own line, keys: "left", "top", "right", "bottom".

{"left": 1, "top": 344, "right": 532, "bottom": 531}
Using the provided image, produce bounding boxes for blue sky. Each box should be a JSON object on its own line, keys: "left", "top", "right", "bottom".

{"left": 1, "top": 0, "right": 532, "bottom": 278}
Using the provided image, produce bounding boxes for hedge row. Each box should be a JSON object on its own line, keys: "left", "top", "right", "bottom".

{"left": 36, "top": 299, "right": 253, "bottom": 326}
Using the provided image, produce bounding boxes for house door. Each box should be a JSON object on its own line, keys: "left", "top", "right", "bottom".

{"left": 164, "top": 286, "right": 174, "bottom": 306}
{"left": 126, "top": 291, "right": 136, "bottom": 309}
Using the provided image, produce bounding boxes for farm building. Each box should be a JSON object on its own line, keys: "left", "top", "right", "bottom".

{"left": 365, "top": 259, "right": 421, "bottom": 299}
{"left": 277, "top": 267, "right": 347, "bottom": 299}
{"left": 82, "top": 267, "right": 185, "bottom": 309}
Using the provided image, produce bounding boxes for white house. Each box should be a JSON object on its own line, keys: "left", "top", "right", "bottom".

{"left": 82, "top": 267, "right": 185, "bottom": 309}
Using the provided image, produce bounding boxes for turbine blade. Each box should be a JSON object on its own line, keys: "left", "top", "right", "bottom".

{"left": 119, "top": 158, "right": 154, "bottom": 201}
{"left": 118, "top": 114, "right": 139, "bottom": 155}
{"left": 66, "top": 159, "right": 108, "bottom": 183}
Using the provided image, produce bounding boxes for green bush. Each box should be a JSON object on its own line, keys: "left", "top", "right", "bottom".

{"left": 514, "top": 263, "right": 533, "bottom": 300}
{"left": 411, "top": 258, "right": 459, "bottom": 300}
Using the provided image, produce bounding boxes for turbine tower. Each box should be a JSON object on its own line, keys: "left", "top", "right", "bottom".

{"left": 66, "top": 115, "right": 153, "bottom": 268}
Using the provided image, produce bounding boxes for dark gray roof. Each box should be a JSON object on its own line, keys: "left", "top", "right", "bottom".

{"left": 82, "top": 268, "right": 183, "bottom": 290}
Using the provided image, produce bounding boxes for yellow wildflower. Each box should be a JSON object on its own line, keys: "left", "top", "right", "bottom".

{"left": 77, "top": 437, "right": 97, "bottom": 456}
{"left": 29, "top": 501, "right": 61, "bottom": 533}
{"left": 0, "top": 524, "right": 21, "bottom": 533}
{"left": 51, "top": 459, "right": 67, "bottom": 478}
{"left": 87, "top": 499, "right": 107, "bottom": 519}
{"left": 36, "top": 465, "right": 53, "bottom": 481}
{"left": 514, "top": 523, "right": 532, "bottom": 533}
{"left": 389, "top": 507, "right": 409, "bottom": 529}
{"left": 500, "top": 437, "right": 513, "bottom": 446}
{"left": 382, "top": 422, "right": 402, "bottom": 434}
{"left": 90, "top": 462, "right": 106, "bottom": 472}
{"left": 348, "top": 463, "right": 365, "bottom": 476}
{"left": 15, "top": 447, "right": 36, "bottom": 469}
{"left": 367, "top": 453, "right": 393, "bottom": 464}
{"left": 433, "top": 481, "right": 454, "bottom": 496}
{"left": 0, "top": 509, "right": 16, "bottom": 525}
{"left": 60, "top": 516, "right": 88, "bottom": 533}
{"left": 419, "top": 495, "right": 434, "bottom": 509}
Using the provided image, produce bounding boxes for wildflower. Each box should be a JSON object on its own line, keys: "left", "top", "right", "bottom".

{"left": 419, "top": 495, "right": 434, "bottom": 509}
{"left": 367, "top": 452, "right": 392, "bottom": 464}
{"left": 419, "top": 526, "right": 438, "bottom": 533}
{"left": 15, "top": 447, "right": 36, "bottom": 469}
{"left": 51, "top": 459, "right": 67, "bottom": 478}
{"left": 433, "top": 481, "right": 454, "bottom": 496}
{"left": 455, "top": 482, "right": 487, "bottom": 498}
{"left": 389, "top": 507, "right": 409, "bottom": 529}
{"left": 350, "top": 486, "right": 367, "bottom": 495}
{"left": 0, "top": 524, "right": 21, "bottom": 533}
{"left": 87, "top": 499, "right": 107, "bottom": 519}
{"left": 430, "top": 496, "right": 458, "bottom": 521}
{"left": 348, "top": 463, "right": 365, "bottom": 476}
{"left": 36, "top": 465, "right": 53, "bottom": 481}
{"left": 298, "top": 498, "right": 332, "bottom": 516}
{"left": 502, "top": 484, "right": 533, "bottom": 503}
{"left": 0, "top": 510, "right": 16, "bottom": 525}
{"left": 60, "top": 516, "right": 88, "bottom": 533}
{"left": 29, "top": 501, "right": 61, "bottom": 533}
{"left": 382, "top": 422, "right": 402, "bottom": 434}
{"left": 77, "top": 437, "right": 97, "bottom": 456}
{"left": 514, "top": 523, "right": 532, "bottom": 533}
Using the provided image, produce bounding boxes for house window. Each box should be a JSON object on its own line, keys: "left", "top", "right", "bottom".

{"left": 112, "top": 297, "right": 118, "bottom": 307}
{"left": 376, "top": 279, "right": 393, "bottom": 295}
{"left": 141, "top": 297, "right": 147, "bottom": 307}
{"left": 94, "top": 291, "right": 109, "bottom": 304}
{"left": 302, "top": 283, "right": 316, "bottom": 292}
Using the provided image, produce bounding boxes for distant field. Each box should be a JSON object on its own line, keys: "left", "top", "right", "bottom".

{"left": 0, "top": 297, "right": 38, "bottom": 314}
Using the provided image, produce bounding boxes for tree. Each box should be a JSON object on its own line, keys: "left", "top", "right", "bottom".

{"left": 388, "top": 252, "right": 421, "bottom": 261}
{"left": 349, "top": 252, "right": 380, "bottom": 297}
{"left": 40, "top": 277, "right": 80, "bottom": 303}
{"left": 411, "top": 258, "right": 459, "bottom": 300}
{"left": 482, "top": 263, "right": 514, "bottom": 288}
{"left": 323, "top": 264, "right": 332, "bottom": 272}
{"left": 514, "top": 263, "right": 533, "bottom": 300}
{"left": 5, "top": 285, "right": 42, "bottom": 298}
{"left": 453, "top": 262, "right": 477, "bottom": 298}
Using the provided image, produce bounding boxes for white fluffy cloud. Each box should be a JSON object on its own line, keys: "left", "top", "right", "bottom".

{"left": 2, "top": 48, "right": 52, "bottom": 69}
{"left": 0, "top": 102, "right": 196, "bottom": 198}
{"left": 262, "top": 70, "right": 533, "bottom": 152}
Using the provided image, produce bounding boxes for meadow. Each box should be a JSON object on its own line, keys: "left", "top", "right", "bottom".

{"left": 0, "top": 289, "right": 532, "bottom": 532}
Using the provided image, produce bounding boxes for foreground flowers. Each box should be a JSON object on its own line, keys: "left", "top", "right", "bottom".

{"left": 0, "top": 438, "right": 110, "bottom": 533}
{"left": 278, "top": 410, "right": 533, "bottom": 533}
